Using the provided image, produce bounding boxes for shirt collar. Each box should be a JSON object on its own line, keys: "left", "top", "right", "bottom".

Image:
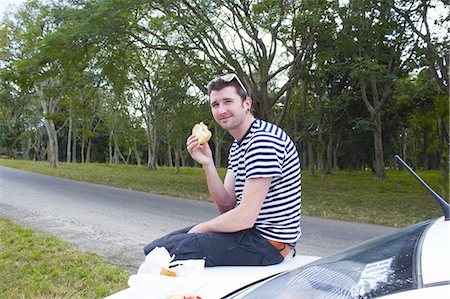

{"left": 236, "top": 118, "right": 258, "bottom": 145}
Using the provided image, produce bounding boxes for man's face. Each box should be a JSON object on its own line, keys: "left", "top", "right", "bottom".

{"left": 209, "top": 85, "right": 250, "bottom": 132}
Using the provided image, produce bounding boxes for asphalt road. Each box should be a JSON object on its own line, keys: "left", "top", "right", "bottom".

{"left": 0, "top": 166, "right": 396, "bottom": 272}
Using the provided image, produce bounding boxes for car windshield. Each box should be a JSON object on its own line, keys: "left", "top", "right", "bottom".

{"left": 227, "top": 219, "right": 434, "bottom": 299}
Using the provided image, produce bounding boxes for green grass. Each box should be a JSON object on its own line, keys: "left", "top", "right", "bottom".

{"left": 0, "top": 216, "right": 129, "bottom": 298}
{"left": 0, "top": 159, "right": 447, "bottom": 227}
{"left": 303, "top": 169, "right": 447, "bottom": 227}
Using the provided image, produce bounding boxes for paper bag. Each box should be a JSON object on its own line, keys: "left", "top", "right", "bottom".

{"left": 128, "top": 247, "right": 205, "bottom": 297}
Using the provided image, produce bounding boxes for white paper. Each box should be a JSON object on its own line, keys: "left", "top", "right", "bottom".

{"left": 127, "top": 247, "right": 206, "bottom": 297}
{"left": 137, "top": 247, "right": 174, "bottom": 275}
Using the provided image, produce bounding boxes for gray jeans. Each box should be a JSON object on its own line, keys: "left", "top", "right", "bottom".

{"left": 143, "top": 226, "right": 284, "bottom": 267}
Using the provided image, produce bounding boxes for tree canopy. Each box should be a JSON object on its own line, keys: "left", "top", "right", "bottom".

{"left": 0, "top": 0, "right": 448, "bottom": 180}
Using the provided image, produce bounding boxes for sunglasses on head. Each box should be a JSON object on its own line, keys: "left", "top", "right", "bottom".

{"left": 208, "top": 73, "right": 248, "bottom": 95}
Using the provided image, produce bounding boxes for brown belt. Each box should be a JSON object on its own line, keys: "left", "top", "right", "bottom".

{"left": 267, "top": 239, "right": 292, "bottom": 257}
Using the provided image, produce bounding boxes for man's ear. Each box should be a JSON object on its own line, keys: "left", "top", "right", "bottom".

{"left": 244, "top": 96, "right": 252, "bottom": 111}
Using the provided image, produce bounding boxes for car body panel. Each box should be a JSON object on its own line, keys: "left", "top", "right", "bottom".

{"left": 224, "top": 217, "right": 450, "bottom": 299}
{"left": 377, "top": 284, "right": 450, "bottom": 298}
{"left": 420, "top": 217, "right": 450, "bottom": 285}
{"left": 106, "top": 255, "right": 319, "bottom": 299}
{"left": 195, "top": 255, "right": 319, "bottom": 298}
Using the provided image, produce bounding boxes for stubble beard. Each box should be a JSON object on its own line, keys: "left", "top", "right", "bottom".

{"left": 219, "top": 111, "right": 249, "bottom": 136}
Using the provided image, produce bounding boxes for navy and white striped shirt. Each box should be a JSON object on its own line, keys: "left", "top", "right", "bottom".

{"left": 227, "top": 119, "right": 302, "bottom": 244}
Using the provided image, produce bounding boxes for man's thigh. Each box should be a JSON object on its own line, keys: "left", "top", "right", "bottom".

{"left": 144, "top": 226, "right": 194, "bottom": 256}
{"left": 144, "top": 227, "right": 283, "bottom": 266}
{"left": 197, "top": 228, "right": 283, "bottom": 266}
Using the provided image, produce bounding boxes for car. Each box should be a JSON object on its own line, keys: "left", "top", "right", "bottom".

{"left": 107, "top": 156, "right": 450, "bottom": 299}
{"left": 224, "top": 216, "right": 449, "bottom": 299}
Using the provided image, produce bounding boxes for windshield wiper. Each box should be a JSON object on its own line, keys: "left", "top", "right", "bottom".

{"left": 395, "top": 155, "right": 450, "bottom": 221}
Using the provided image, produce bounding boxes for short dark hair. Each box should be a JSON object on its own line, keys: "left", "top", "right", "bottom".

{"left": 207, "top": 74, "right": 249, "bottom": 100}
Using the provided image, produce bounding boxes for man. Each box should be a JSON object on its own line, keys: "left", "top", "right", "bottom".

{"left": 144, "top": 73, "right": 302, "bottom": 266}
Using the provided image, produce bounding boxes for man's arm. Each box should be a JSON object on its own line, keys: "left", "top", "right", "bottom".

{"left": 186, "top": 134, "right": 236, "bottom": 213}
{"left": 188, "top": 177, "right": 272, "bottom": 233}
{"left": 202, "top": 163, "right": 236, "bottom": 213}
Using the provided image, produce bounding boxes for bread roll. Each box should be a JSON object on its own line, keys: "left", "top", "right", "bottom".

{"left": 160, "top": 266, "right": 177, "bottom": 277}
{"left": 168, "top": 296, "right": 202, "bottom": 299}
{"left": 192, "top": 122, "right": 212, "bottom": 145}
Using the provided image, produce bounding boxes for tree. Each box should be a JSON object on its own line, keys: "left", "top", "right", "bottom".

{"left": 391, "top": 0, "right": 449, "bottom": 96}
{"left": 339, "top": 0, "right": 409, "bottom": 179}
{"left": 0, "top": 0, "right": 446, "bottom": 173}
{"left": 393, "top": 68, "right": 448, "bottom": 169}
{"left": 130, "top": 0, "right": 316, "bottom": 122}
{"left": 289, "top": 1, "right": 347, "bottom": 177}
{"left": 5, "top": 1, "right": 68, "bottom": 167}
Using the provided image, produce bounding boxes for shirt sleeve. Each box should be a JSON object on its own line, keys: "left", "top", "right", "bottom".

{"left": 244, "top": 134, "right": 284, "bottom": 179}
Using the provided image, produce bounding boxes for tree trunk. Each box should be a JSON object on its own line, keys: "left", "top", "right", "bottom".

{"left": 133, "top": 139, "right": 142, "bottom": 166}
{"left": 81, "top": 141, "right": 85, "bottom": 163}
{"left": 67, "top": 116, "right": 72, "bottom": 162}
{"left": 33, "top": 133, "right": 42, "bottom": 161}
{"left": 333, "top": 134, "right": 340, "bottom": 170}
{"left": 144, "top": 115, "right": 157, "bottom": 170}
{"left": 401, "top": 133, "right": 407, "bottom": 162}
{"left": 326, "top": 132, "right": 333, "bottom": 174}
{"left": 148, "top": 125, "right": 159, "bottom": 170}
{"left": 109, "top": 131, "right": 114, "bottom": 164}
{"left": 318, "top": 148, "right": 325, "bottom": 181}
{"left": 125, "top": 148, "right": 132, "bottom": 164}
{"left": 174, "top": 141, "right": 180, "bottom": 174}
{"left": 423, "top": 125, "right": 430, "bottom": 170}
{"left": 86, "top": 139, "right": 91, "bottom": 163}
{"left": 72, "top": 129, "right": 77, "bottom": 163}
{"left": 373, "top": 111, "right": 387, "bottom": 179}
{"left": 179, "top": 145, "right": 186, "bottom": 167}
{"left": 360, "top": 78, "right": 388, "bottom": 180}
{"left": 301, "top": 148, "right": 307, "bottom": 172}
{"left": 212, "top": 126, "right": 227, "bottom": 168}
{"left": 167, "top": 143, "right": 173, "bottom": 167}
{"left": 22, "top": 136, "right": 32, "bottom": 160}
{"left": 307, "top": 141, "right": 315, "bottom": 176}
{"left": 35, "top": 82, "right": 59, "bottom": 168}
{"left": 214, "top": 139, "right": 221, "bottom": 169}
{"left": 43, "top": 119, "right": 58, "bottom": 168}
{"left": 412, "top": 140, "right": 418, "bottom": 169}
{"left": 114, "top": 137, "right": 121, "bottom": 164}
{"left": 147, "top": 143, "right": 152, "bottom": 169}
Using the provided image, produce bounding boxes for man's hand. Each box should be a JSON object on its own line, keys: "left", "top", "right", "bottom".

{"left": 187, "top": 223, "right": 207, "bottom": 234}
{"left": 186, "top": 134, "right": 214, "bottom": 166}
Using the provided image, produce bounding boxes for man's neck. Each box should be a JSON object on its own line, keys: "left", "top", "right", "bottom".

{"left": 230, "top": 115, "right": 255, "bottom": 141}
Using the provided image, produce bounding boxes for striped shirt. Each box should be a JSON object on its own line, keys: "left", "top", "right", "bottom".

{"left": 227, "top": 119, "right": 302, "bottom": 244}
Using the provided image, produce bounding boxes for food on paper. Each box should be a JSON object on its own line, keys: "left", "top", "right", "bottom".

{"left": 168, "top": 295, "right": 202, "bottom": 299}
{"left": 160, "top": 267, "right": 177, "bottom": 277}
{"left": 192, "top": 122, "right": 212, "bottom": 145}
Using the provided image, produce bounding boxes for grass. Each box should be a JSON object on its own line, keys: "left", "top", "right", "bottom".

{"left": 303, "top": 169, "right": 447, "bottom": 227}
{"left": 0, "top": 216, "right": 129, "bottom": 298}
{"left": 0, "top": 159, "right": 447, "bottom": 227}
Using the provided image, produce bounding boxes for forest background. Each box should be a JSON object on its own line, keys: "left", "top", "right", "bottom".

{"left": 0, "top": 0, "right": 448, "bottom": 182}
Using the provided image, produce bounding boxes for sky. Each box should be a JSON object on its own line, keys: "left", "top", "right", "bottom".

{"left": 0, "top": 0, "right": 26, "bottom": 19}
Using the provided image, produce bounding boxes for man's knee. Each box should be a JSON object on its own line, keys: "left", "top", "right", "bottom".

{"left": 143, "top": 242, "right": 156, "bottom": 256}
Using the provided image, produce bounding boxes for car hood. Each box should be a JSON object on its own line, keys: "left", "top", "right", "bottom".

{"left": 106, "top": 254, "right": 320, "bottom": 299}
